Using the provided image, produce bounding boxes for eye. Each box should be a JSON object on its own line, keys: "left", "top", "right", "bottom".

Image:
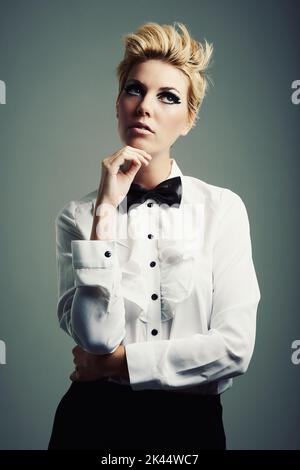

{"left": 159, "top": 92, "right": 181, "bottom": 104}
{"left": 124, "top": 84, "right": 181, "bottom": 104}
{"left": 124, "top": 84, "right": 142, "bottom": 96}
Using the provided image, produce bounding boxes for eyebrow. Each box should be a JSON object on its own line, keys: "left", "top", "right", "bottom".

{"left": 126, "top": 78, "right": 181, "bottom": 96}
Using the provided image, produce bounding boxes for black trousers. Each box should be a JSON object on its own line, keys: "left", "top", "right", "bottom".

{"left": 48, "top": 378, "right": 226, "bottom": 450}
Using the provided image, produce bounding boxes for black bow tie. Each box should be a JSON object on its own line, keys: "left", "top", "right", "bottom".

{"left": 119, "top": 176, "right": 182, "bottom": 212}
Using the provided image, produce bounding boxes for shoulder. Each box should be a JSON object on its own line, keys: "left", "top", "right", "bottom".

{"left": 182, "top": 175, "right": 246, "bottom": 213}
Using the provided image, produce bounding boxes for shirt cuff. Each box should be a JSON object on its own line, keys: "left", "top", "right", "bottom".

{"left": 125, "top": 341, "right": 162, "bottom": 391}
{"left": 71, "top": 240, "right": 118, "bottom": 288}
{"left": 72, "top": 240, "right": 117, "bottom": 267}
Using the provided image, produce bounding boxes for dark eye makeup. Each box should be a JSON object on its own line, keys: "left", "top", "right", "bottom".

{"left": 124, "top": 83, "right": 181, "bottom": 105}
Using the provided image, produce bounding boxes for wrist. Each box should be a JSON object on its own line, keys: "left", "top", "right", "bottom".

{"left": 90, "top": 202, "right": 118, "bottom": 240}
{"left": 109, "top": 345, "right": 129, "bottom": 381}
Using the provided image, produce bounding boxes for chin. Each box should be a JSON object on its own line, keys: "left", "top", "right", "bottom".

{"left": 125, "top": 137, "right": 150, "bottom": 149}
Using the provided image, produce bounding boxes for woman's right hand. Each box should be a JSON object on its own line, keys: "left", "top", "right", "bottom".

{"left": 96, "top": 145, "right": 152, "bottom": 208}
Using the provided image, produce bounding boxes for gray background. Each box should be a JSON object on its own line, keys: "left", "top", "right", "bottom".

{"left": 0, "top": 0, "right": 299, "bottom": 450}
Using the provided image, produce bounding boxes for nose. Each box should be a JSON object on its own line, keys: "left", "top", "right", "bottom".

{"left": 136, "top": 94, "right": 153, "bottom": 117}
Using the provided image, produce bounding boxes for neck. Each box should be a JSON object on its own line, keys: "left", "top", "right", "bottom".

{"left": 133, "top": 152, "right": 172, "bottom": 189}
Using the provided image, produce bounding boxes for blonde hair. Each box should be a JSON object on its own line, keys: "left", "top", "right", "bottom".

{"left": 116, "top": 22, "right": 214, "bottom": 129}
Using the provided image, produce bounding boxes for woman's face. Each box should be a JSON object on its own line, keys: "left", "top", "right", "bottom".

{"left": 116, "top": 59, "right": 192, "bottom": 156}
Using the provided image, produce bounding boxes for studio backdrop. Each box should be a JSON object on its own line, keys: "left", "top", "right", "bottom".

{"left": 0, "top": 0, "right": 299, "bottom": 450}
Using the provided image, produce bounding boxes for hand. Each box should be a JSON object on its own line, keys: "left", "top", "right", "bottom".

{"left": 70, "top": 344, "right": 129, "bottom": 382}
{"left": 96, "top": 145, "right": 152, "bottom": 209}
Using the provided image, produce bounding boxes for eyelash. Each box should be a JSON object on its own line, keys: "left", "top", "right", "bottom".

{"left": 124, "top": 84, "right": 181, "bottom": 104}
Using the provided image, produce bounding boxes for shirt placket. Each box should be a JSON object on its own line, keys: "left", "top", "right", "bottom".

{"left": 144, "top": 199, "right": 161, "bottom": 341}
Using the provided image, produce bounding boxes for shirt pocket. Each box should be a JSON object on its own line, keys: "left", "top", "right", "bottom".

{"left": 159, "top": 238, "right": 203, "bottom": 322}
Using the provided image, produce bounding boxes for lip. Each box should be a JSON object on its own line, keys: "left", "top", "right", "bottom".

{"left": 128, "top": 127, "right": 154, "bottom": 136}
{"left": 128, "top": 122, "right": 155, "bottom": 133}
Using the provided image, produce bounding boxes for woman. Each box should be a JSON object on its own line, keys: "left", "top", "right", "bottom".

{"left": 48, "top": 22, "right": 261, "bottom": 451}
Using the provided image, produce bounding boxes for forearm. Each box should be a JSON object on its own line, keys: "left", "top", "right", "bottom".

{"left": 125, "top": 293, "right": 259, "bottom": 391}
{"left": 71, "top": 287, "right": 126, "bottom": 354}
{"left": 90, "top": 197, "right": 118, "bottom": 240}
{"left": 70, "top": 210, "right": 126, "bottom": 353}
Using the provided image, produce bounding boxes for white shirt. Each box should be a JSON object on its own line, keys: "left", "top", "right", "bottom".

{"left": 55, "top": 159, "right": 261, "bottom": 395}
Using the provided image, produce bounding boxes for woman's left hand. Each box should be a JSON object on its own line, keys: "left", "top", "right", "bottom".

{"left": 70, "top": 344, "right": 128, "bottom": 382}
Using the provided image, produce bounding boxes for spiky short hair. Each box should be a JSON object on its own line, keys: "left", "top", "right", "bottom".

{"left": 116, "top": 22, "right": 213, "bottom": 129}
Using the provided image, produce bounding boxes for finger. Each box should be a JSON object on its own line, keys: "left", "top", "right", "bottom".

{"left": 123, "top": 148, "right": 152, "bottom": 164}
{"left": 109, "top": 158, "right": 141, "bottom": 178}
{"left": 111, "top": 146, "right": 151, "bottom": 160}
{"left": 70, "top": 371, "right": 78, "bottom": 381}
{"left": 123, "top": 150, "right": 152, "bottom": 167}
{"left": 119, "top": 151, "right": 151, "bottom": 175}
{"left": 109, "top": 153, "right": 141, "bottom": 175}
{"left": 126, "top": 146, "right": 152, "bottom": 159}
{"left": 111, "top": 148, "right": 151, "bottom": 171}
{"left": 123, "top": 153, "right": 148, "bottom": 168}
{"left": 72, "top": 345, "right": 81, "bottom": 356}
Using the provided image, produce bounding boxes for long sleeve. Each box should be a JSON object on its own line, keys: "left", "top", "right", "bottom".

{"left": 125, "top": 189, "right": 261, "bottom": 391}
{"left": 55, "top": 201, "right": 126, "bottom": 354}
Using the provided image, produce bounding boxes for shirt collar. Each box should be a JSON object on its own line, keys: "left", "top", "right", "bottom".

{"left": 166, "top": 158, "right": 183, "bottom": 180}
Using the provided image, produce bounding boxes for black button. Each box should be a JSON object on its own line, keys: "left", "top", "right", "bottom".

{"left": 151, "top": 329, "right": 158, "bottom": 336}
{"left": 148, "top": 234, "right": 154, "bottom": 239}
{"left": 150, "top": 261, "right": 156, "bottom": 267}
{"left": 151, "top": 293, "right": 158, "bottom": 300}
{"left": 104, "top": 251, "right": 112, "bottom": 257}
{"left": 147, "top": 202, "right": 153, "bottom": 207}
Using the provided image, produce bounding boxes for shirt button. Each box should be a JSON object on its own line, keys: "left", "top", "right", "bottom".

{"left": 148, "top": 234, "right": 154, "bottom": 239}
{"left": 147, "top": 202, "right": 153, "bottom": 207}
{"left": 104, "top": 251, "right": 112, "bottom": 257}
{"left": 151, "top": 293, "right": 158, "bottom": 300}
{"left": 151, "top": 329, "right": 158, "bottom": 336}
{"left": 150, "top": 261, "right": 156, "bottom": 267}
